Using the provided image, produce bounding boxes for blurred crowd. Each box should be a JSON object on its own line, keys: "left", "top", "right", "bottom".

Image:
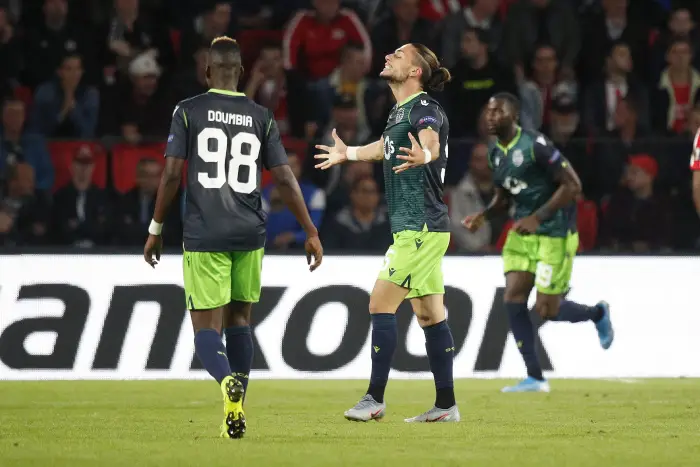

{"left": 1, "top": 0, "right": 699, "bottom": 252}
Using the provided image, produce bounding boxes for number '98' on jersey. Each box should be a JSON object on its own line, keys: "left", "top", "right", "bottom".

{"left": 166, "top": 89, "right": 288, "bottom": 251}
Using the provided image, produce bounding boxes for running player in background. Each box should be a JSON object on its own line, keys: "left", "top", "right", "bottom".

{"left": 463, "top": 93, "right": 614, "bottom": 393}
{"left": 143, "top": 37, "right": 323, "bottom": 438}
{"left": 315, "top": 43, "right": 458, "bottom": 422}
{"left": 691, "top": 128, "right": 700, "bottom": 215}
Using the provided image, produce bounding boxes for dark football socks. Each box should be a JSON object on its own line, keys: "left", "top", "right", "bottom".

{"left": 225, "top": 325, "right": 254, "bottom": 392}
{"left": 423, "top": 320, "right": 456, "bottom": 409}
{"left": 505, "top": 302, "right": 544, "bottom": 381}
{"left": 194, "top": 328, "right": 231, "bottom": 384}
{"left": 366, "top": 313, "right": 397, "bottom": 403}
{"left": 554, "top": 300, "right": 603, "bottom": 323}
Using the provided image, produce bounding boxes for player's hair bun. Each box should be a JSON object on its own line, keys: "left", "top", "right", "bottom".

{"left": 426, "top": 67, "right": 452, "bottom": 92}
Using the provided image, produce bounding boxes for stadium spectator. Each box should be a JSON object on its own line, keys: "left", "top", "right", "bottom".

{"left": 29, "top": 53, "right": 99, "bottom": 138}
{"left": 583, "top": 42, "right": 650, "bottom": 134}
{"left": 592, "top": 96, "right": 654, "bottom": 201}
{"left": 180, "top": 2, "right": 235, "bottom": 69}
{"left": 449, "top": 142, "right": 507, "bottom": 252}
{"left": 22, "top": 0, "right": 95, "bottom": 89}
{"left": 600, "top": 154, "right": 673, "bottom": 252}
{"left": 313, "top": 42, "right": 375, "bottom": 139}
{"left": 524, "top": 44, "right": 570, "bottom": 131}
{"left": 0, "top": 98, "right": 54, "bottom": 192}
{"left": 118, "top": 158, "right": 181, "bottom": 247}
{"left": 173, "top": 46, "right": 208, "bottom": 101}
{"left": 441, "top": 0, "right": 502, "bottom": 69}
{"left": 370, "top": 0, "right": 436, "bottom": 76}
{"left": 543, "top": 82, "right": 593, "bottom": 198}
{"left": 244, "top": 41, "right": 312, "bottom": 139}
{"left": 320, "top": 174, "right": 391, "bottom": 251}
{"left": 99, "top": 0, "right": 174, "bottom": 86}
{"left": 501, "top": 0, "right": 580, "bottom": 82}
{"left": 310, "top": 159, "right": 374, "bottom": 219}
{"left": 263, "top": 152, "right": 325, "bottom": 250}
{"left": 99, "top": 51, "right": 171, "bottom": 143}
{"left": 233, "top": 0, "right": 299, "bottom": 30}
{"left": 650, "top": 8, "right": 700, "bottom": 79}
{"left": 306, "top": 93, "right": 373, "bottom": 202}
{"left": 417, "top": 0, "right": 465, "bottom": 22}
{"left": 51, "top": 145, "right": 111, "bottom": 247}
{"left": 653, "top": 37, "right": 700, "bottom": 135}
{"left": 445, "top": 27, "right": 516, "bottom": 138}
{"left": 578, "top": 0, "right": 650, "bottom": 85}
{"left": 0, "top": 162, "right": 50, "bottom": 246}
{"left": 0, "top": 4, "right": 21, "bottom": 98}
{"left": 283, "top": 0, "right": 371, "bottom": 81}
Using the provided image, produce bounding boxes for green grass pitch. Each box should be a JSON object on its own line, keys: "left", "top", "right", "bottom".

{"left": 1, "top": 379, "right": 699, "bottom": 466}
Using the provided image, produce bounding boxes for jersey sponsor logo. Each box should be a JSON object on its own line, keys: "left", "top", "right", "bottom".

{"left": 418, "top": 116, "right": 437, "bottom": 126}
{"left": 512, "top": 149, "right": 524, "bottom": 167}
{"left": 503, "top": 176, "right": 529, "bottom": 195}
{"left": 0, "top": 255, "right": 696, "bottom": 379}
{"left": 395, "top": 107, "right": 405, "bottom": 123}
{"left": 207, "top": 110, "right": 253, "bottom": 127}
{"left": 383, "top": 137, "right": 395, "bottom": 160}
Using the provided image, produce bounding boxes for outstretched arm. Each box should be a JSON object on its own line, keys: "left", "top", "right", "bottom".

{"left": 314, "top": 129, "right": 383, "bottom": 170}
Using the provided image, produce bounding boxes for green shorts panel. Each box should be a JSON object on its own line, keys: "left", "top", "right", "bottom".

{"left": 183, "top": 248, "right": 264, "bottom": 310}
{"left": 502, "top": 230, "right": 579, "bottom": 295}
{"left": 377, "top": 228, "right": 450, "bottom": 299}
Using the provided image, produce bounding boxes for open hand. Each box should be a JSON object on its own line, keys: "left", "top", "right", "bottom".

{"left": 314, "top": 129, "right": 348, "bottom": 170}
{"left": 394, "top": 133, "right": 429, "bottom": 174}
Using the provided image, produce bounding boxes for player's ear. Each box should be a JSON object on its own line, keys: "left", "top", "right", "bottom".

{"left": 205, "top": 65, "right": 211, "bottom": 81}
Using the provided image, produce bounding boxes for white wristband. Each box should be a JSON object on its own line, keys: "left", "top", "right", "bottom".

{"left": 347, "top": 146, "right": 359, "bottom": 161}
{"left": 148, "top": 219, "right": 163, "bottom": 236}
{"left": 423, "top": 148, "right": 432, "bottom": 165}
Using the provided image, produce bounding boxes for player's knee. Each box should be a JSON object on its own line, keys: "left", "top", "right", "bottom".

{"left": 368, "top": 297, "right": 383, "bottom": 315}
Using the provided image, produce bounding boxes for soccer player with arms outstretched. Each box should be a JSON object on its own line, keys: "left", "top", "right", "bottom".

{"left": 143, "top": 37, "right": 323, "bottom": 438}
{"left": 463, "top": 93, "right": 614, "bottom": 393}
{"left": 315, "top": 43, "right": 458, "bottom": 422}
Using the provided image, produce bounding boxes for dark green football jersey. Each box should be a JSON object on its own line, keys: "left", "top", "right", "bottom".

{"left": 488, "top": 127, "right": 577, "bottom": 238}
{"left": 382, "top": 91, "right": 449, "bottom": 233}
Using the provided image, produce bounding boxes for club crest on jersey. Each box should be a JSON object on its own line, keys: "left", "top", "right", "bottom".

{"left": 395, "top": 108, "right": 405, "bottom": 123}
{"left": 512, "top": 149, "right": 524, "bottom": 167}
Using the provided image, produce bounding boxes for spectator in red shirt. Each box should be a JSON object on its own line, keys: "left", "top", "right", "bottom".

{"left": 283, "top": 0, "right": 371, "bottom": 81}
{"left": 653, "top": 37, "right": 700, "bottom": 135}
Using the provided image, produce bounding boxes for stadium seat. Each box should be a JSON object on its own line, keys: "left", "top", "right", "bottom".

{"left": 48, "top": 141, "right": 107, "bottom": 191}
{"left": 111, "top": 143, "right": 166, "bottom": 193}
